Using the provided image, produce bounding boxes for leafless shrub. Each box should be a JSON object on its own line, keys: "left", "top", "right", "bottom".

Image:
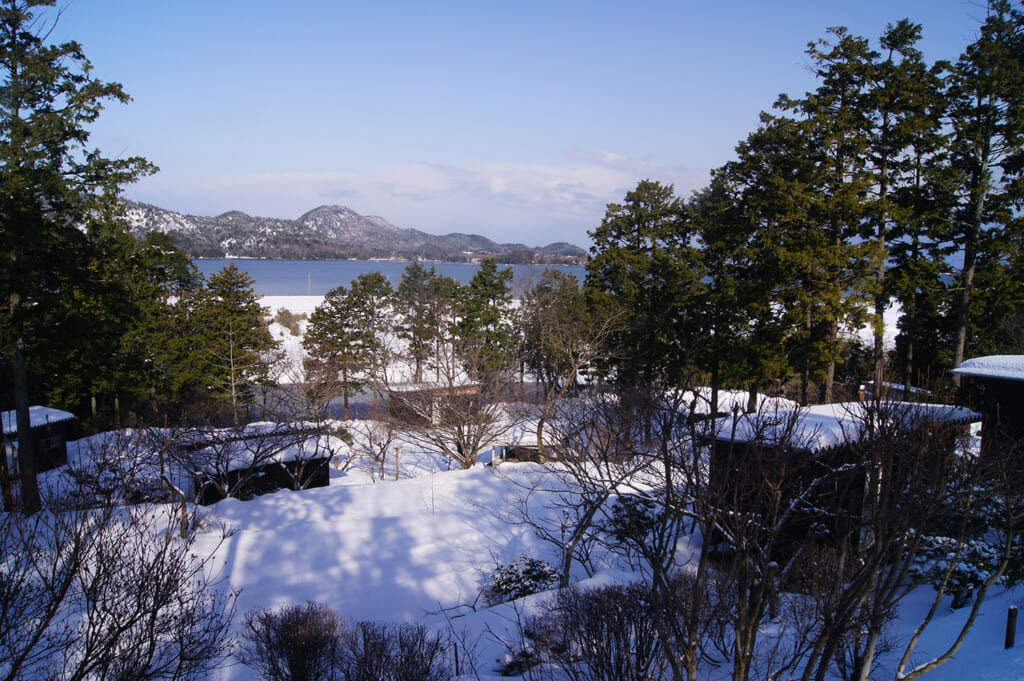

{"left": 238, "top": 602, "right": 450, "bottom": 681}
{"left": 346, "top": 420, "right": 401, "bottom": 481}
{"left": 273, "top": 308, "right": 308, "bottom": 336}
{"left": 526, "top": 581, "right": 666, "bottom": 681}
{"left": 343, "top": 620, "right": 450, "bottom": 681}
{"left": 0, "top": 501, "right": 235, "bottom": 681}
{"left": 240, "top": 601, "right": 346, "bottom": 681}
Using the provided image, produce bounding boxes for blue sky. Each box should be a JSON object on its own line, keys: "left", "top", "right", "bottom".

{"left": 59, "top": 0, "right": 982, "bottom": 248}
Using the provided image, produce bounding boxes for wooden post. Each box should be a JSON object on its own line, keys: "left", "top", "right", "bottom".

{"left": 1007, "top": 606, "right": 1018, "bottom": 649}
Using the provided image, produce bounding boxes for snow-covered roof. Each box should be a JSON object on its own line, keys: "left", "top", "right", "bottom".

{"left": 2, "top": 406, "right": 76, "bottom": 436}
{"left": 710, "top": 401, "right": 980, "bottom": 453}
{"left": 181, "top": 422, "right": 344, "bottom": 474}
{"left": 951, "top": 355, "right": 1024, "bottom": 382}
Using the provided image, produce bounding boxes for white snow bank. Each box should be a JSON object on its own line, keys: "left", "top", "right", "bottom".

{"left": 259, "top": 295, "right": 324, "bottom": 317}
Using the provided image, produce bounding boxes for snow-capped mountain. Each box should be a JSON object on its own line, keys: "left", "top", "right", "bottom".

{"left": 125, "top": 201, "right": 587, "bottom": 263}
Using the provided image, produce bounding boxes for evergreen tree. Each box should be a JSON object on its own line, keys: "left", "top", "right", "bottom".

{"left": 456, "top": 258, "right": 515, "bottom": 378}
{"left": 124, "top": 231, "right": 204, "bottom": 417}
{"left": 585, "top": 179, "right": 705, "bottom": 387}
{"left": 0, "top": 0, "right": 155, "bottom": 511}
{"left": 862, "top": 20, "right": 947, "bottom": 385}
{"left": 303, "top": 274, "right": 394, "bottom": 419}
{"left": 692, "top": 168, "right": 793, "bottom": 409}
{"left": 395, "top": 261, "right": 440, "bottom": 383}
{"left": 776, "top": 28, "right": 880, "bottom": 402}
{"left": 520, "top": 269, "right": 591, "bottom": 394}
{"left": 193, "top": 264, "right": 277, "bottom": 425}
{"left": 347, "top": 271, "right": 394, "bottom": 414}
{"left": 945, "top": 0, "right": 1024, "bottom": 380}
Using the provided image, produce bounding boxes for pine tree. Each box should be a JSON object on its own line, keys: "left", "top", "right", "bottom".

{"left": 0, "top": 0, "right": 155, "bottom": 512}
{"left": 945, "top": 0, "right": 1024, "bottom": 380}
{"left": 193, "top": 264, "right": 277, "bottom": 425}
{"left": 585, "top": 179, "right": 705, "bottom": 387}
{"left": 395, "top": 261, "right": 441, "bottom": 383}
{"left": 303, "top": 274, "right": 394, "bottom": 420}
{"left": 776, "top": 28, "right": 880, "bottom": 402}
{"left": 456, "top": 258, "right": 515, "bottom": 379}
{"left": 862, "top": 20, "right": 947, "bottom": 386}
{"left": 346, "top": 272, "right": 394, "bottom": 414}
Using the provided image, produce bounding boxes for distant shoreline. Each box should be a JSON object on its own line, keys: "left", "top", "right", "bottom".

{"left": 195, "top": 258, "right": 587, "bottom": 297}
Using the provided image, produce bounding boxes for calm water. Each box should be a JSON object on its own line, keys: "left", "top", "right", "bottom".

{"left": 194, "top": 259, "right": 587, "bottom": 296}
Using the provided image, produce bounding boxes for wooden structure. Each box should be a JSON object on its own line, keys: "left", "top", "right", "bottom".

{"left": 952, "top": 355, "right": 1024, "bottom": 460}
{"left": 180, "top": 425, "right": 333, "bottom": 505}
{"left": 385, "top": 382, "right": 480, "bottom": 427}
{"left": 708, "top": 401, "right": 979, "bottom": 553}
{"left": 1, "top": 406, "right": 77, "bottom": 509}
{"left": 194, "top": 456, "right": 331, "bottom": 505}
{"left": 2, "top": 406, "right": 77, "bottom": 475}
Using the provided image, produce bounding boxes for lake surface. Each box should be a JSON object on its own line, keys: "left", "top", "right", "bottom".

{"left": 194, "top": 259, "right": 587, "bottom": 296}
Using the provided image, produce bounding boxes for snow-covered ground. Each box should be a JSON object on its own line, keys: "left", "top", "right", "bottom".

{"left": 240, "top": 295, "right": 1023, "bottom": 680}
{"left": 38, "top": 424, "right": 1024, "bottom": 681}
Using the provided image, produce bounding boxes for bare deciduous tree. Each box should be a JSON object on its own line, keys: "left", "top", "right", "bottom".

{"left": 387, "top": 345, "right": 518, "bottom": 469}
{"left": 0, "top": 439, "right": 236, "bottom": 681}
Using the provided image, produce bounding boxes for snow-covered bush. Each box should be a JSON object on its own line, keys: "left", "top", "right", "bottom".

{"left": 483, "top": 555, "right": 559, "bottom": 605}
{"left": 910, "top": 535, "right": 1006, "bottom": 609}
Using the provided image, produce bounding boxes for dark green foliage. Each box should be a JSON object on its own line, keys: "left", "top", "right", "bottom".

{"left": 519, "top": 268, "right": 603, "bottom": 394}
{"left": 585, "top": 179, "right": 706, "bottom": 387}
{"left": 946, "top": 1, "right": 1024, "bottom": 375}
{"left": 303, "top": 272, "right": 393, "bottom": 419}
{"left": 455, "top": 258, "right": 515, "bottom": 377}
{"left": 483, "top": 555, "right": 559, "bottom": 605}
{"left": 304, "top": 283, "right": 367, "bottom": 420}
{"left": 191, "top": 264, "right": 278, "bottom": 424}
{"left": 394, "top": 261, "right": 441, "bottom": 383}
{"left": 0, "top": 0, "right": 157, "bottom": 509}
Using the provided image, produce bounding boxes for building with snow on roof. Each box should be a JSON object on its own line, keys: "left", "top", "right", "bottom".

{"left": 2, "top": 406, "right": 77, "bottom": 509}
{"left": 952, "top": 355, "right": 1024, "bottom": 460}
{"left": 707, "top": 400, "right": 979, "bottom": 555}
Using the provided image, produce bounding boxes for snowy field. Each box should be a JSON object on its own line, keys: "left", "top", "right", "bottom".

{"left": 37, "top": 425, "right": 1024, "bottom": 681}
{"left": 223, "top": 295, "right": 1021, "bottom": 681}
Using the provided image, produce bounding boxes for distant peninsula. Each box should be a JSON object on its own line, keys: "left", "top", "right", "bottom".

{"left": 125, "top": 201, "right": 588, "bottom": 265}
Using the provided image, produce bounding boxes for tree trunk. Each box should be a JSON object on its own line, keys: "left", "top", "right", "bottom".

{"left": 952, "top": 149, "right": 989, "bottom": 385}
{"left": 12, "top": 329, "right": 40, "bottom": 514}
{"left": 801, "top": 310, "right": 812, "bottom": 406}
